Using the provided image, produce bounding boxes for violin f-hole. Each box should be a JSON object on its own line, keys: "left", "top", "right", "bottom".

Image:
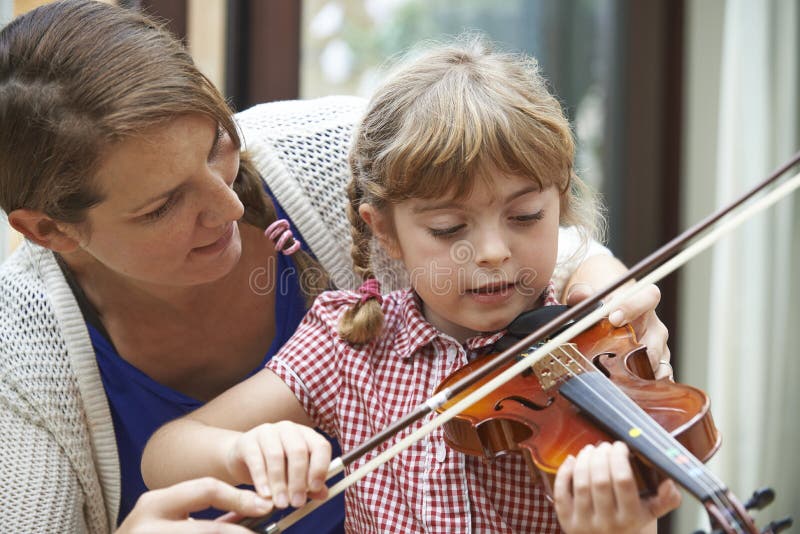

{"left": 494, "top": 394, "right": 555, "bottom": 412}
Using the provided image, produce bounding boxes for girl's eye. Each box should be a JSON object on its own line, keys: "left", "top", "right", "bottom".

{"left": 429, "top": 224, "right": 465, "bottom": 238}
{"left": 512, "top": 210, "right": 545, "bottom": 224}
{"left": 143, "top": 194, "right": 180, "bottom": 221}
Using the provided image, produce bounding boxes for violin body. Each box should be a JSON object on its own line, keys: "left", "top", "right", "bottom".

{"left": 436, "top": 319, "right": 721, "bottom": 499}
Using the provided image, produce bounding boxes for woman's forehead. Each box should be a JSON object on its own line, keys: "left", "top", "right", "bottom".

{"left": 92, "top": 116, "right": 216, "bottom": 206}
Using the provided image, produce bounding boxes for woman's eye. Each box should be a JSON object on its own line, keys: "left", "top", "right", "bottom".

{"left": 429, "top": 224, "right": 465, "bottom": 238}
{"left": 143, "top": 194, "right": 179, "bottom": 221}
{"left": 208, "top": 126, "right": 226, "bottom": 162}
{"left": 513, "top": 210, "right": 544, "bottom": 224}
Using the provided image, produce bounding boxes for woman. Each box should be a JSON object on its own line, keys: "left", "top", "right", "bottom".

{"left": 0, "top": 1, "right": 668, "bottom": 532}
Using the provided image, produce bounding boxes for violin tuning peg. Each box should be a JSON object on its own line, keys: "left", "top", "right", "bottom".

{"left": 761, "top": 516, "right": 793, "bottom": 534}
{"left": 744, "top": 487, "right": 775, "bottom": 511}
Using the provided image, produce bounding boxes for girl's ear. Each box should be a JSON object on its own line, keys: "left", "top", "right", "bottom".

{"left": 358, "top": 203, "right": 402, "bottom": 259}
{"left": 7, "top": 209, "right": 82, "bottom": 253}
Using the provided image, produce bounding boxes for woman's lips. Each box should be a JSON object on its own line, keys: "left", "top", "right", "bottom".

{"left": 192, "top": 222, "right": 234, "bottom": 255}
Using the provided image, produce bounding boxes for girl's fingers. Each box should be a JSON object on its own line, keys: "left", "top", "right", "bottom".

{"left": 571, "top": 445, "right": 595, "bottom": 518}
{"left": 647, "top": 479, "right": 682, "bottom": 518}
{"left": 239, "top": 438, "right": 271, "bottom": 498}
{"left": 608, "top": 442, "right": 639, "bottom": 515}
{"left": 256, "top": 427, "right": 290, "bottom": 509}
{"left": 553, "top": 454, "right": 576, "bottom": 520}
{"left": 302, "top": 426, "right": 332, "bottom": 498}
{"left": 276, "top": 423, "right": 312, "bottom": 508}
{"left": 588, "top": 442, "right": 615, "bottom": 515}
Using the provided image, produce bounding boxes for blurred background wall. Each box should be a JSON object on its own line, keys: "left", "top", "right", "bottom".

{"left": 1, "top": 1, "right": 797, "bottom": 532}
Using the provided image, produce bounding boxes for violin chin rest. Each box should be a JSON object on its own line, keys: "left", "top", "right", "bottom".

{"left": 495, "top": 305, "right": 575, "bottom": 352}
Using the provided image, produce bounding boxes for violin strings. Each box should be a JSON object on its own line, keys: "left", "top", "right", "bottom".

{"left": 545, "top": 344, "right": 741, "bottom": 527}
{"left": 550, "top": 345, "right": 731, "bottom": 506}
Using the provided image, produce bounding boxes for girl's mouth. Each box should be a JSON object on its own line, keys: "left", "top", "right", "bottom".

{"left": 467, "top": 282, "right": 516, "bottom": 295}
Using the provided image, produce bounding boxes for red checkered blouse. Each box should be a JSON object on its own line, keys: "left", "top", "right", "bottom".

{"left": 268, "top": 288, "right": 563, "bottom": 533}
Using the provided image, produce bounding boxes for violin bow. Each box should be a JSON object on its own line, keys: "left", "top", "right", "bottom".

{"left": 241, "top": 151, "right": 800, "bottom": 533}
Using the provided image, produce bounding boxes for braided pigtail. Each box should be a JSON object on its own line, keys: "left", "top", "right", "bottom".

{"left": 338, "top": 178, "right": 385, "bottom": 344}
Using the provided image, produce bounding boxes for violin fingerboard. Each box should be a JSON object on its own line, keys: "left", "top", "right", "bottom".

{"left": 559, "top": 371, "right": 726, "bottom": 503}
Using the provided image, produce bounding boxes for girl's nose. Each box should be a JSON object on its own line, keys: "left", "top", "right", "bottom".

{"left": 473, "top": 229, "right": 511, "bottom": 267}
{"left": 199, "top": 175, "right": 244, "bottom": 228}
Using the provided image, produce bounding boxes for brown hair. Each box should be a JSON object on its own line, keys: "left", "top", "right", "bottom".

{"left": 0, "top": 0, "right": 327, "bottom": 300}
{"left": 340, "top": 35, "right": 603, "bottom": 343}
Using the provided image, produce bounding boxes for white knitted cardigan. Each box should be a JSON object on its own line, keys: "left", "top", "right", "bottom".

{"left": 0, "top": 96, "right": 606, "bottom": 533}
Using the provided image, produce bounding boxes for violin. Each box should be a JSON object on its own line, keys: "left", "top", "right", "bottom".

{"left": 435, "top": 306, "right": 765, "bottom": 533}
{"left": 436, "top": 306, "right": 719, "bottom": 495}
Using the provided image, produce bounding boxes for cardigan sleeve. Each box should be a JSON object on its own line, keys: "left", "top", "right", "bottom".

{"left": 0, "top": 246, "right": 113, "bottom": 533}
{"left": 0, "top": 403, "right": 90, "bottom": 533}
{"left": 551, "top": 225, "right": 612, "bottom": 300}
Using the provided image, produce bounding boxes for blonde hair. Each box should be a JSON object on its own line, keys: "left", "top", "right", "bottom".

{"left": 0, "top": 0, "right": 327, "bottom": 300}
{"left": 340, "top": 35, "right": 603, "bottom": 343}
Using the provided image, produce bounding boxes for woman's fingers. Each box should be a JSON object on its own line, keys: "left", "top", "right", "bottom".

{"left": 142, "top": 477, "right": 270, "bottom": 518}
{"left": 118, "top": 478, "right": 273, "bottom": 534}
{"left": 564, "top": 283, "right": 593, "bottom": 306}
{"left": 607, "top": 284, "right": 661, "bottom": 327}
{"left": 589, "top": 283, "right": 672, "bottom": 377}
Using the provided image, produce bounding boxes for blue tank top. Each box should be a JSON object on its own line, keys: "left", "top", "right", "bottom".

{"left": 72, "top": 195, "right": 344, "bottom": 532}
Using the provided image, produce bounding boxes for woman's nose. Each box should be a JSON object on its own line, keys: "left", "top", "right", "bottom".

{"left": 199, "top": 175, "right": 244, "bottom": 228}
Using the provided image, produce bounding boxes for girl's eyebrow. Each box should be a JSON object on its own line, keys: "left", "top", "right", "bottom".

{"left": 411, "top": 185, "right": 540, "bottom": 214}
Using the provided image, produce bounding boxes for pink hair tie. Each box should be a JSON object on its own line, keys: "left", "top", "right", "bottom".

{"left": 358, "top": 278, "right": 382, "bottom": 304}
{"left": 265, "top": 219, "right": 301, "bottom": 255}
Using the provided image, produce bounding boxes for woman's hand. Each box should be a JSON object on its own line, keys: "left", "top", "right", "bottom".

{"left": 565, "top": 281, "right": 671, "bottom": 379}
{"left": 225, "top": 421, "right": 331, "bottom": 509}
{"left": 117, "top": 478, "right": 272, "bottom": 533}
{"left": 553, "top": 442, "right": 681, "bottom": 534}
{"left": 563, "top": 254, "right": 672, "bottom": 380}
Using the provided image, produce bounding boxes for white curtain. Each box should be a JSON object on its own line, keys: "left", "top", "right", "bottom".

{"left": 678, "top": 0, "right": 799, "bottom": 531}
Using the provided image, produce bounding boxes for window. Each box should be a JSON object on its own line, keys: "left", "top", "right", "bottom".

{"left": 301, "top": 0, "right": 615, "bottom": 193}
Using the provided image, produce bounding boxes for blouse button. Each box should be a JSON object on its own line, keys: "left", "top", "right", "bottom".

{"left": 435, "top": 442, "right": 447, "bottom": 462}
{"left": 446, "top": 346, "right": 458, "bottom": 364}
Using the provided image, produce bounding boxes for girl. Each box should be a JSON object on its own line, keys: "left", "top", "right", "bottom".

{"left": 142, "top": 37, "right": 679, "bottom": 533}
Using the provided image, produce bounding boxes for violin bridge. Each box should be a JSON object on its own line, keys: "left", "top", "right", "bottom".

{"left": 528, "top": 343, "right": 588, "bottom": 390}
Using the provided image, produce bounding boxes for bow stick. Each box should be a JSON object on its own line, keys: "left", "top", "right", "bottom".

{"left": 241, "top": 151, "right": 800, "bottom": 533}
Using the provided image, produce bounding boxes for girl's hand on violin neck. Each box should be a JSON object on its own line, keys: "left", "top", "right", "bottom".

{"left": 225, "top": 421, "right": 331, "bottom": 510}
{"left": 553, "top": 441, "right": 681, "bottom": 534}
{"left": 117, "top": 478, "right": 272, "bottom": 533}
{"left": 566, "top": 282, "right": 672, "bottom": 380}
